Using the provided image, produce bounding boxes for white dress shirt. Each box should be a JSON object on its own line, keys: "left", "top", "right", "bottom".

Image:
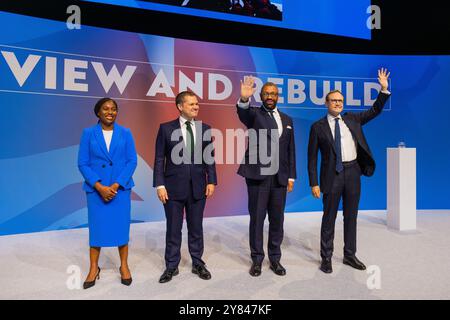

{"left": 102, "top": 130, "right": 113, "bottom": 152}
{"left": 179, "top": 115, "right": 197, "bottom": 146}
{"left": 327, "top": 114, "right": 357, "bottom": 162}
{"left": 265, "top": 106, "right": 283, "bottom": 137}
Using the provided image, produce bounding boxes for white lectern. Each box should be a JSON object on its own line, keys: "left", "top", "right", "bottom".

{"left": 387, "top": 147, "right": 416, "bottom": 231}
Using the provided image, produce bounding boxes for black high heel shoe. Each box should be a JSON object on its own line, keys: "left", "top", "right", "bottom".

{"left": 83, "top": 267, "right": 101, "bottom": 290}
{"left": 119, "top": 266, "right": 132, "bottom": 286}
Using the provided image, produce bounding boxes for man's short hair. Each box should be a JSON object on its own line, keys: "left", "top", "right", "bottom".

{"left": 325, "top": 90, "right": 344, "bottom": 102}
{"left": 260, "top": 82, "right": 278, "bottom": 93}
{"left": 176, "top": 91, "right": 197, "bottom": 107}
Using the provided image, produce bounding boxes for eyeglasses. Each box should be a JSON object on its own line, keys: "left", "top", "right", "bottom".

{"left": 328, "top": 99, "right": 343, "bottom": 104}
{"left": 261, "top": 92, "right": 279, "bottom": 98}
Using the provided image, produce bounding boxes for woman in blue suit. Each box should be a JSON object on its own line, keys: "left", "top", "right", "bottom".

{"left": 78, "top": 98, "right": 137, "bottom": 289}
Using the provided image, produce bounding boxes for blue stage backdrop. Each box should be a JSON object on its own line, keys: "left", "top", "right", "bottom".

{"left": 1, "top": 12, "right": 449, "bottom": 236}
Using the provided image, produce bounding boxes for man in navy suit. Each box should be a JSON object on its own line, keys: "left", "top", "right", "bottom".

{"left": 153, "top": 91, "right": 217, "bottom": 283}
{"left": 237, "top": 76, "right": 297, "bottom": 277}
{"left": 308, "top": 68, "right": 391, "bottom": 274}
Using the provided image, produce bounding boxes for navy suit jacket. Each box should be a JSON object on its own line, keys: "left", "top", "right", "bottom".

{"left": 78, "top": 123, "right": 137, "bottom": 193}
{"left": 237, "top": 104, "right": 297, "bottom": 186}
{"left": 153, "top": 119, "right": 217, "bottom": 200}
{"left": 308, "top": 92, "right": 391, "bottom": 194}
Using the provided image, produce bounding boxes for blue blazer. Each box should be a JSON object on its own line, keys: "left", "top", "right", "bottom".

{"left": 153, "top": 119, "right": 217, "bottom": 200}
{"left": 237, "top": 105, "right": 297, "bottom": 186}
{"left": 78, "top": 123, "right": 137, "bottom": 193}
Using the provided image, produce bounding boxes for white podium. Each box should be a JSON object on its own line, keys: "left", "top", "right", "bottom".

{"left": 387, "top": 147, "right": 416, "bottom": 231}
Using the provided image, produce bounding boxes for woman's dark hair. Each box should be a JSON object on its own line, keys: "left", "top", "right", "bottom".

{"left": 94, "top": 98, "right": 118, "bottom": 117}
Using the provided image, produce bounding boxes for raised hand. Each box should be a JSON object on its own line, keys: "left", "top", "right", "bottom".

{"left": 378, "top": 68, "right": 390, "bottom": 91}
{"left": 240, "top": 75, "right": 257, "bottom": 102}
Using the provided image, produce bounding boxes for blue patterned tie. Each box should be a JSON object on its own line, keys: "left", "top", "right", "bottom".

{"left": 334, "top": 118, "right": 344, "bottom": 173}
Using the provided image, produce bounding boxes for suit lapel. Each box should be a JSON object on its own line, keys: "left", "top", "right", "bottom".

{"left": 319, "top": 117, "right": 336, "bottom": 154}
{"left": 342, "top": 114, "right": 356, "bottom": 138}
{"left": 108, "top": 124, "right": 122, "bottom": 158}
{"left": 278, "top": 111, "right": 289, "bottom": 140}
{"left": 94, "top": 123, "right": 112, "bottom": 161}
{"left": 171, "top": 119, "right": 183, "bottom": 143}
{"left": 260, "top": 106, "right": 279, "bottom": 141}
{"left": 194, "top": 120, "right": 203, "bottom": 145}
{"left": 342, "top": 114, "right": 367, "bottom": 153}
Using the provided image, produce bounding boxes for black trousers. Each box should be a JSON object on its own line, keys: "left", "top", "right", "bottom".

{"left": 246, "top": 175, "right": 287, "bottom": 264}
{"left": 163, "top": 182, "right": 206, "bottom": 270}
{"left": 321, "top": 160, "right": 361, "bottom": 260}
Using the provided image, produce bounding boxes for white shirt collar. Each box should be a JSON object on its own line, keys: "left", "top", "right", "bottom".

{"left": 327, "top": 113, "right": 342, "bottom": 122}
{"left": 179, "top": 115, "right": 195, "bottom": 126}
{"left": 263, "top": 106, "right": 278, "bottom": 114}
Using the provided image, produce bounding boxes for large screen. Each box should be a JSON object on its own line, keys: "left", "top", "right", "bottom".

{"left": 1, "top": 11, "right": 449, "bottom": 236}
{"left": 82, "top": 0, "right": 372, "bottom": 39}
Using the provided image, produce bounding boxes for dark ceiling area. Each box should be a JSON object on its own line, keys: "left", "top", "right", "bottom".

{"left": 1, "top": 0, "right": 449, "bottom": 55}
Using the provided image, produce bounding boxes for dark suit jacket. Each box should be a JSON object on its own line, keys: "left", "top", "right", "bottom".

{"left": 308, "top": 92, "right": 391, "bottom": 194}
{"left": 237, "top": 104, "right": 296, "bottom": 186}
{"left": 153, "top": 119, "right": 217, "bottom": 200}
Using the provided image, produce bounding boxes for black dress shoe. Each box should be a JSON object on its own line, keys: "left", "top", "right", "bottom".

{"left": 343, "top": 256, "right": 366, "bottom": 270}
{"left": 269, "top": 261, "right": 286, "bottom": 276}
{"left": 119, "top": 266, "right": 132, "bottom": 286}
{"left": 159, "top": 268, "right": 179, "bottom": 283}
{"left": 320, "top": 259, "right": 333, "bottom": 274}
{"left": 83, "top": 267, "right": 101, "bottom": 289}
{"left": 249, "top": 263, "right": 262, "bottom": 277}
{"left": 192, "top": 264, "right": 212, "bottom": 280}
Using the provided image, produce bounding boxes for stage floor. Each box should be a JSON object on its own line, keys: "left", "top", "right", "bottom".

{"left": 1, "top": 210, "right": 449, "bottom": 300}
